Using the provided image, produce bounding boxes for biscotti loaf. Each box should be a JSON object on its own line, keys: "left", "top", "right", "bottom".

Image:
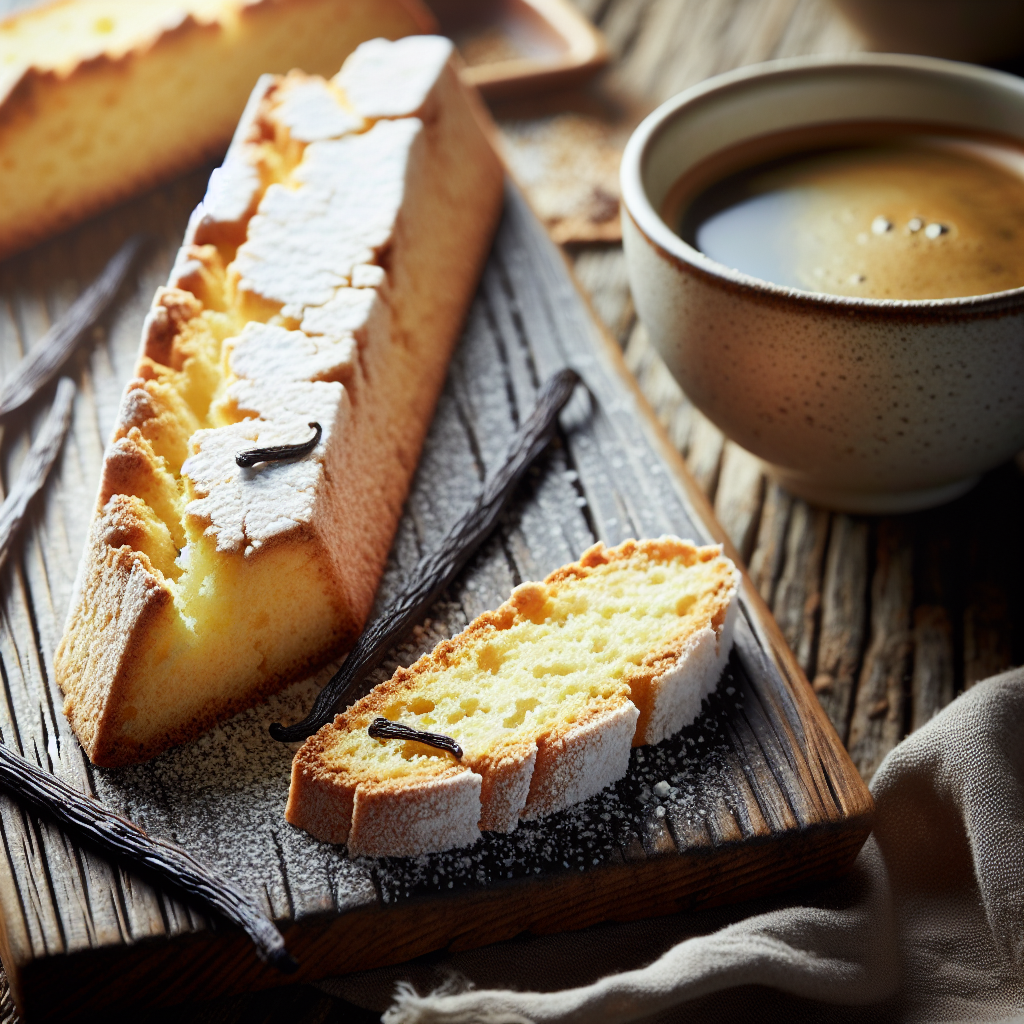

{"left": 0, "top": 0, "right": 435, "bottom": 261}
{"left": 55, "top": 35, "right": 505, "bottom": 767}
{"left": 286, "top": 537, "right": 739, "bottom": 856}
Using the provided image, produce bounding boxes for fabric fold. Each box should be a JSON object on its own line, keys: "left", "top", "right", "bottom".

{"left": 321, "top": 668, "right": 1024, "bottom": 1023}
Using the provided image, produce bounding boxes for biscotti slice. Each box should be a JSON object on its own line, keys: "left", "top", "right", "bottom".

{"left": 55, "top": 36, "right": 505, "bottom": 767}
{"left": 0, "top": 0, "right": 435, "bottom": 261}
{"left": 286, "top": 537, "right": 739, "bottom": 856}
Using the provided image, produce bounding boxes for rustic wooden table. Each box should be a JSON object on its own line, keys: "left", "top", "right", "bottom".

{"left": 0, "top": 0, "right": 1020, "bottom": 1021}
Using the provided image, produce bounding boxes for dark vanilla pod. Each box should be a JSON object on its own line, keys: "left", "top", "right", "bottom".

{"left": 0, "top": 235, "right": 147, "bottom": 419}
{"left": 0, "top": 378, "right": 75, "bottom": 572}
{"left": 368, "top": 717, "right": 464, "bottom": 758}
{"left": 270, "top": 367, "right": 582, "bottom": 743}
{"left": 0, "top": 740, "right": 296, "bottom": 972}
{"left": 236, "top": 422, "right": 322, "bottom": 469}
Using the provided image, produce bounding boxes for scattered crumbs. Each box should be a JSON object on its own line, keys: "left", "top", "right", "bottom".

{"left": 562, "top": 470, "right": 579, "bottom": 484}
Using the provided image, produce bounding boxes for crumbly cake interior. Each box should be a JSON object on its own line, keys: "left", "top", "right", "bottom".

{"left": 85, "top": 84, "right": 360, "bottom": 741}
{"left": 332, "top": 548, "right": 730, "bottom": 774}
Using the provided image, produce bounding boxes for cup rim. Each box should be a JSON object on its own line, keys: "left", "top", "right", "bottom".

{"left": 620, "top": 52, "right": 1024, "bottom": 312}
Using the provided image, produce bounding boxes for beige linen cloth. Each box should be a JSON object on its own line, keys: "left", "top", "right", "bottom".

{"left": 322, "top": 668, "right": 1024, "bottom": 1023}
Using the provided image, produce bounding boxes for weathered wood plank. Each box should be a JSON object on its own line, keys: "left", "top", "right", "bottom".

{"left": 622, "top": 324, "right": 694, "bottom": 457}
{"left": 847, "top": 521, "right": 914, "bottom": 781}
{"left": 747, "top": 481, "right": 793, "bottom": 608}
{"left": 684, "top": 413, "right": 725, "bottom": 502}
{"left": 0, "top": 182, "right": 871, "bottom": 1022}
{"left": 772, "top": 502, "right": 829, "bottom": 677}
{"left": 909, "top": 503, "right": 958, "bottom": 730}
{"left": 569, "top": 246, "right": 635, "bottom": 346}
{"left": 811, "top": 514, "right": 869, "bottom": 739}
{"left": 713, "top": 443, "right": 765, "bottom": 566}
{"left": 911, "top": 607, "right": 955, "bottom": 732}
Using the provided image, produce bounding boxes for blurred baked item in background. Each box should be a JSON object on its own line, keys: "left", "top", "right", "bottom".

{"left": 0, "top": 0, "right": 435, "bottom": 261}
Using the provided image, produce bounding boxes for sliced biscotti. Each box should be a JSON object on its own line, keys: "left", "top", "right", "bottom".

{"left": 0, "top": 0, "right": 435, "bottom": 260}
{"left": 55, "top": 36, "right": 504, "bottom": 767}
{"left": 286, "top": 537, "right": 739, "bottom": 856}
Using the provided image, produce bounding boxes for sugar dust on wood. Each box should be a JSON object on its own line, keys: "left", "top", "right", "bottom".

{"left": 364, "top": 660, "right": 747, "bottom": 905}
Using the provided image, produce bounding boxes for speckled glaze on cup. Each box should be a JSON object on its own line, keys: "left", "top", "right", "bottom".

{"left": 621, "top": 54, "right": 1024, "bottom": 513}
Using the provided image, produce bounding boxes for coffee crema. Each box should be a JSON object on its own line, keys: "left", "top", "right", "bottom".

{"left": 664, "top": 123, "right": 1024, "bottom": 300}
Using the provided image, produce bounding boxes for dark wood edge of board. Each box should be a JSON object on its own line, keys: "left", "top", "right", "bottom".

{"left": 9, "top": 816, "right": 870, "bottom": 1021}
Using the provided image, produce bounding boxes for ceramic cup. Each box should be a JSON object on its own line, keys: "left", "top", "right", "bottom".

{"left": 620, "top": 54, "right": 1024, "bottom": 513}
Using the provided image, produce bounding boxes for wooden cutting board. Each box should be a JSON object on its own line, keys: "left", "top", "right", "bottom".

{"left": 0, "top": 176, "right": 873, "bottom": 1022}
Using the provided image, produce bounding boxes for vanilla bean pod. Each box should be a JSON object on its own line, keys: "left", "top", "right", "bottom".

{"left": 270, "top": 367, "right": 581, "bottom": 742}
{"left": 236, "top": 422, "right": 322, "bottom": 468}
{"left": 368, "top": 717, "right": 463, "bottom": 758}
{"left": 0, "top": 378, "right": 75, "bottom": 570}
{"left": 0, "top": 234, "right": 147, "bottom": 419}
{"left": 0, "top": 741, "right": 297, "bottom": 972}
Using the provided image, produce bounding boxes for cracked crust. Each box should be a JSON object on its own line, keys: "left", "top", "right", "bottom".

{"left": 56, "top": 36, "right": 504, "bottom": 766}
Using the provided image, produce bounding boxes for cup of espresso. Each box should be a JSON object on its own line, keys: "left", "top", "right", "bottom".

{"left": 620, "top": 54, "right": 1024, "bottom": 513}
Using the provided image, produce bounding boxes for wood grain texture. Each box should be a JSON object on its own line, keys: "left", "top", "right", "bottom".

{"left": 0, "top": 177, "right": 872, "bottom": 1021}
{"left": 847, "top": 522, "right": 914, "bottom": 782}
{"left": 812, "top": 515, "right": 869, "bottom": 740}
{"left": 0, "top": 0, "right": 1021, "bottom": 1021}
